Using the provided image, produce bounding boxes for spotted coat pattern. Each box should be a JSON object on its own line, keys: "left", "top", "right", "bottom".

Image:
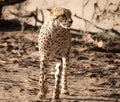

{"left": 37, "top": 7, "right": 73, "bottom": 102}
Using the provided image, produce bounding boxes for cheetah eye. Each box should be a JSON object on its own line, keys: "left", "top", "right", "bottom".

{"left": 62, "top": 14, "right": 67, "bottom": 19}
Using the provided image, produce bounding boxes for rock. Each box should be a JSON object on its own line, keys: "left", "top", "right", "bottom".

{"left": 0, "top": 0, "right": 26, "bottom": 17}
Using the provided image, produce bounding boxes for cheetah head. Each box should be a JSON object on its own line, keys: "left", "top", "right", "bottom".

{"left": 48, "top": 7, "right": 73, "bottom": 29}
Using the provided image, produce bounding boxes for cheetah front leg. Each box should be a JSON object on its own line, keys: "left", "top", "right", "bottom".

{"left": 37, "top": 58, "right": 48, "bottom": 99}
{"left": 52, "top": 59, "right": 62, "bottom": 102}
{"left": 61, "top": 57, "right": 69, "bottom": 95}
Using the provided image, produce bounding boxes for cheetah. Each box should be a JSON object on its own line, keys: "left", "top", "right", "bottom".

{"left": 38, "top": 7, "right": 73, "bottom": 102}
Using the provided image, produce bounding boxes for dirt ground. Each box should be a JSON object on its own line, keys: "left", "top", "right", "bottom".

{"left": 0, "top": 28, "right": 120, "bottom": 102}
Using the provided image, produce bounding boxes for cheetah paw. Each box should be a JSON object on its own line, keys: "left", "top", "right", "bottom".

{"left": 61, "top": 89, "right": 69, "bottom": 95}
{"left": 51, "top": 99, "right": 61, "bottom": 102}
{"left": 36, "top": 92, "right": 46, "bottom": 99}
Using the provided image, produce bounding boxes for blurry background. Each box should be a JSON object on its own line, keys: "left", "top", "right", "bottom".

{"left": 1, "top": 0, "right": 120, "bottom": 32}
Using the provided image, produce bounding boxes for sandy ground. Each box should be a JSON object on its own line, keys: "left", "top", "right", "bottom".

{"left": 0, "top": 29, "right": 120, "bottom": 102}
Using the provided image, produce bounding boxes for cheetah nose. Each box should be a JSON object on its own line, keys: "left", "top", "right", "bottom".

{"left": 69, "top": 19, "right": 73, "bottom": 24}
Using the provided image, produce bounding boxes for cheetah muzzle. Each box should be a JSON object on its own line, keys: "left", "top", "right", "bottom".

{"left": 37, "top": 7, "right": 73, "bottom": 102}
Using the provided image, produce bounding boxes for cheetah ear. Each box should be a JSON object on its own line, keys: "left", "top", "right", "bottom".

{"left": 47, "top": 8, "right": 54, "bottom": 17}
{"left": 47, "top": 8, "right": 52, "bottom": 12}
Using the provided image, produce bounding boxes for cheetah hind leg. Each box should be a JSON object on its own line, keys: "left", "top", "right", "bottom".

{"left": 37, "top": 59, "right": 48, "bottom": 99}
{"left": 61, "top": 57, "right": 69, "bottom": 95}
{"left": 52, "top": 61, "right": 62, "bottom": 102}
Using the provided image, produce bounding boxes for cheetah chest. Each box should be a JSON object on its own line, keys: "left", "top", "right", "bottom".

{"left": 38, "top": 28, "right": 71, "bottom": 57}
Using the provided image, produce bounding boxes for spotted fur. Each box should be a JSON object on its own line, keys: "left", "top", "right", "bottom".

{"left": 37, "top": 7, "right": 73, "bottom": 102}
